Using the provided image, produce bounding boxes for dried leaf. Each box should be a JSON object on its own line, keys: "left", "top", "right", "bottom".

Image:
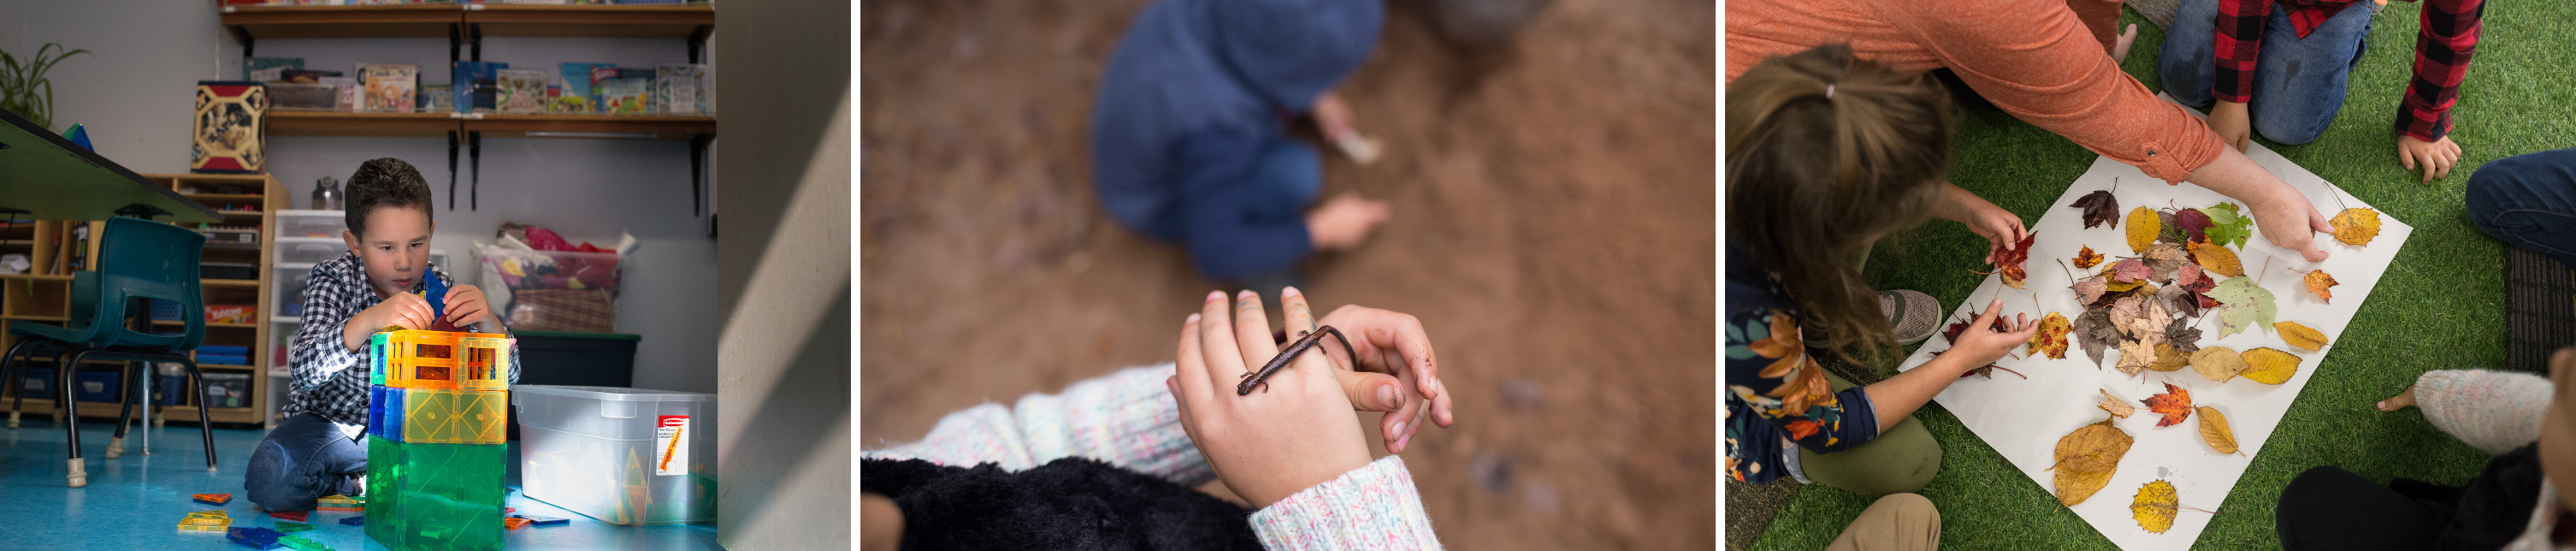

{"left": 2075, "top": 246, "right": 2106, "bottom": 270}
{"left": 2167, "top": 323, "right": 2205, "bottom": 354}
{"left": 2239, "top": 347, "right": 2302, "bottom": 385}
{"left": 2304, "top": 270, "right": 2339, "bottom": 304}
{"left": 2171, "top": 264, "right": 2218, "bottom": 318}
{"left": 2196, "top": 406, "right": 2238, "bottom": 454}
{"left": 2142, "top": 382, "right": 2193, "bottom": 427}
{"left": 2142, "top": 242, "right": 2190, "bottom": 281}
{"left": 2098, "top": 389, "right": 2136, "bottom": 418}
{"left": 2117, "top": 339, "right": 2158, "bottom": 376}
{"left": 2209, "top": 276, "right": 2278, "bottom": 338}
{"left": 2059, "top": 468, "right": 2117, "bottom": 508}
{"left": 2189, "top": 346, "right": 2245, "bottom": 382}
{"left": 2106, "top": 258, "right": 2153, "bottom": 284}
{"left": 2126, "top": 206, "right": 2161, "bottom": 253}
{"left": 2072, "top": 190, "right": 2121, "bottom": 229}
{"left": 2110, "top": 295, "right": 2147, "bottom": 335}
{"left": 1997, "top": 233, "right": 2035, "bottom": 289}
{"left": 2275, "top": 321, "right": 2330, "bottom": 352}
{"left": 2076, "top": 307, "right": 2118, "bottom": 367}
{"left": 2175, "top": 208, "right": 2215, "bottom": 244}
{"left": 2158, "top": 210, "right": 2188, "bottom": 245}
{"left": 1942, "top": 310, "right": 2006, "bottom": 344}
{"left": 2053, "top": 418, "right": 2134, "bottom": 507}
{"left": 2331, "top": 207, "right": 2383, "bottom": 246}
{"left": 2073, "top": 276, "right": 2111, "bottom": 305}
{"left": 2132, "top": 480, "right": 2180, "bottom": 534}
{"left": 2124, "top": 298, "right": 2174, "bottom": 346}
{"left": 2205, "top": 203, "right": 2252, "bottom": 249}
{"left": 2149, "top": 344, "right": 2189, "bottom": 372}
{"left": 2028, "top": 312, "right": 2073, "bottom": 359}
{"left": 2189, "top": 240, "right": 2243, "bottom": 278}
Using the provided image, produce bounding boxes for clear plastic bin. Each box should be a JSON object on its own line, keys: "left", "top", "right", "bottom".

{"left": 275, "top": 210, "right": 347, "bottom": 239}
{"left": 275, "top": 237, "right": 346, "bottom": 265}
{"left": 511, "top": 385, "right": 716, "bottom": 524}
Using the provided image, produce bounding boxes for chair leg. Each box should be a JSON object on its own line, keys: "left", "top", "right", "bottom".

{"left": 183, "top": 358, "right": 216, "bottom": 472}
{"left": 107, "top": 363, "right": 135, "bottom": 459}
{"left": 139, "top": 362, "right": 154, "bottom": 456}
{"left": 61, "top": 350, "right": 86, "bottom": 488}
{"left": 0, "top": 338, "right": 33, "bottom": 429}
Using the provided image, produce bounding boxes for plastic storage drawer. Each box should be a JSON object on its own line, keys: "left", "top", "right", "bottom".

{"left": 275, "top": 210, "right": 348, "bottom": 239}
{"left": 276, "top": 237, "right": 346, "bottom": 266}
{"left": 74, "top": 370, "right": 121, "bottom": 403}
{"left": 512, "top": 385, "right": 715, "bottom": 524}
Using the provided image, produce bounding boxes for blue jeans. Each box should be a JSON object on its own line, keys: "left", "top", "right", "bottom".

{"left": 2469, "top": 149, "right": 2576, "bottom": 267}
{"left": 2158, "top": 0, "right": 2378, "bottom": 145}
{"left": 245, "top": 412, "right": 366, "bottom": 512}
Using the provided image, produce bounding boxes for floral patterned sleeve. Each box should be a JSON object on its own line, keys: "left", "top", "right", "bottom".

{"left": 1724, "top": 307, "right": 1880, "bottom": 483}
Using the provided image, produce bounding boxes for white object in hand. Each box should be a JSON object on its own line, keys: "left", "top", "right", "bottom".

{"left": 1336, "top": 133, "right": 1383, "bottom": 165}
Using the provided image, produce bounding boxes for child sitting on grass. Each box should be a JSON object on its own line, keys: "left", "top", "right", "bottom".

{"left": 245, "top": 157, "right": 521, "bottom": 512}
{"left": 2278, "top": 348, "right": 2576, "bottom": 548}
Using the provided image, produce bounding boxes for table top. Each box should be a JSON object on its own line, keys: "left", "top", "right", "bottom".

{"left": 0, "top": 110, "right": 221, "bottom": 223}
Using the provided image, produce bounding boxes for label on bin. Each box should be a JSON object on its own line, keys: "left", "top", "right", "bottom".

{"left": 656, "top": 416, "right": 688, "bottom": 477}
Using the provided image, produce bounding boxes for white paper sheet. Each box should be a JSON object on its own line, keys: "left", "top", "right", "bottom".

{"left": 1894, "top": 109, "right": 2414, "bottom": 549}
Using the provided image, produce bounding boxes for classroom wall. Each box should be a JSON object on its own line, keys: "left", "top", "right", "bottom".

{"left": 714, "top": 0, "right": 852, "bottom": 547}
{"left": 0, "top": 2, "right": 717, "bottom": 394}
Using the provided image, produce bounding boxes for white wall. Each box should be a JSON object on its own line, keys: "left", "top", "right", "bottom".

{"left": 0, "top": 2, "right": 717, "bottom": 394}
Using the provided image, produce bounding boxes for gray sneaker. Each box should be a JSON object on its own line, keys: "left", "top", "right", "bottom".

{"left": 1885, "top": 290, "right": 1941, "bottom": 345}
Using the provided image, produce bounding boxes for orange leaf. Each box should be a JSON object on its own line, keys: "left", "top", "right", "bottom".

{"left": 2027, "top": 312, "right": 2073, "bottom": 359}
{"left": 2141, "top": 382, "right": 2193, "bottom": 427}
{"left": 2331, "top": 208, "right": 2383, "bottom": 246}
{"left": 2074, "top": 246, "right": 2105, "bottom": 270}
{"left": 2196, "top": 406, "right": 2238, "bottom": 454}
{"left": 2189, "top": 240, "right": 2243, "bottom": 278}
{"left": 2132, "top": 480, "right": 2180, "bottom": 534}
{"left": 2305, "top": 270, "right": 2339, "bottom": 303}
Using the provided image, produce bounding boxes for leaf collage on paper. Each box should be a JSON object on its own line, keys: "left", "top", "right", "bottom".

{"left": 2053, "top": 418, "right": 2134, "bottom": 507}
{"left": 2331, "top": 208, "right": 2383, "bottom": 246}
{"left": 2142, "top": 382, "right": 2193, "bottom": 427}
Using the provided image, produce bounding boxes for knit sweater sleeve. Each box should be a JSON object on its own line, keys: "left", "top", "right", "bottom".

{"left": 860, "top": 364, "right": 1214, "bottom": 487}
{"left": 1249, "top": 455, "right": 1445, "bottom": 550}
{"left": 2414, "top": 369, "right": 2553, "bottom": 456}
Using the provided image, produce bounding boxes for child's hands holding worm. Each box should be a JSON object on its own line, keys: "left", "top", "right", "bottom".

{"left": 1168, "top": 289, "right": 1374, "bottom": 509}
{"left": 1297, "top": 290, "right": 1454, "bottom": 454}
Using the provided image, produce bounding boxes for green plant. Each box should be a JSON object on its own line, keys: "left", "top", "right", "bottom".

{"left": 0, "top": 43, "right": 90, "bottom": 131}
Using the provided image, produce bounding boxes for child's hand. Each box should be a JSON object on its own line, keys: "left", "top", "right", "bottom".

{"left": 1947, "top": 299, "right": 2039, "bottom": 368}
{"left": 1311, "top": 90, "right": 1360, "bottom": 143}
{"left": 2210, "top": 100, "right": 2253, "bottom": 152}
{"left": 2396, "top": 134, "right": 2461, "bottom": 184}
{"left": 1290, "top": 289, "right": 1455, "bottom": 454}
{"left": 342, "top": 293, "right": 435, "bottom": 351}
{"left": 1167, "top": 290, "right": 1374, "bottom": 509}
{"left": 1305, "top": 193, "right": 1391, "bottom": 252}
{"left": 441, "top": 284, "right": 499, "bottom": 330}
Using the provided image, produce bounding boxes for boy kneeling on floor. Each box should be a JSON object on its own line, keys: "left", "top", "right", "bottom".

{"left": 245, "top": 158, "right": 521, "bottom": 512}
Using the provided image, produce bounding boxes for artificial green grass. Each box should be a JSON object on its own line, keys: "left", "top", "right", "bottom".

{"left": 1751, "top": 3, "right": 2576, "bottom": 549}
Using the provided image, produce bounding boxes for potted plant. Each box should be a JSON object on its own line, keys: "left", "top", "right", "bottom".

{"left": 0, "top": 43, "right": 90, "bottom": 131}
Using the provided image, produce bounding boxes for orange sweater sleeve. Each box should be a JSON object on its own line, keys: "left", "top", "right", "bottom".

{"left": 1882, "top": 0, "right": 2224, "bottom": 184}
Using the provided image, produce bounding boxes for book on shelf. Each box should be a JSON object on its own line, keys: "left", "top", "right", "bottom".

{"left": 358, "top": 63, "right": 418, "bottom": 114}
{"left": 656, "top": 63, "right": 706, "bottom": 115}
{"left": 496, "top": 68, "right": 551, "bottom": 114}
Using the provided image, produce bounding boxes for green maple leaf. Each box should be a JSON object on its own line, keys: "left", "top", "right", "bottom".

{"left": 2207, "top": 276, "right": 2277, "bottom": 338}
{"left": 2203, "top": 203, "right": 2252, "bottom": 249}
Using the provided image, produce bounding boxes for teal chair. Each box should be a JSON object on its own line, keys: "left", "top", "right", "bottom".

{"left": 0, "top": 216, "right": 216, "bottom": 487}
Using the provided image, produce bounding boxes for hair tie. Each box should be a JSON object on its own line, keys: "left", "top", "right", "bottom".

{"left": 1825, "top": 83, "right": 1835, "bottom": 98}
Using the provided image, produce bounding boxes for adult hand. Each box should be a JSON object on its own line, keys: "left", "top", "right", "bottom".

{"left": 441, "top": 283, "right": 501, "bottom": 331}
{"left": 2248, "top": 188, "right": 2336, "bottom": 262}
{"left": 1947, "top": 299, "right": 2040, "bottom": 367}
{"left": 1291, "top": 289, "right": 1455, "bottom": 453}
{"left": 1306, "top": 193, "right": 1391, "bottom": 252}
{"left": 2397, "top": 134, "right": 2462, "bottom": 184}
{"left": 2209, "top": 100, "right": 2254, "bottom": 152}
{"left": 1167, "top": 290, "right": 1374, "bottom": 509}
{"left": 342, "top": 292, "right": 436, "bottom": 352}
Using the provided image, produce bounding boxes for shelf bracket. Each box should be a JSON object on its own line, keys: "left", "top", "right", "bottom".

{"left": 689, "top": 134, "right": 712, "bottom": 216}
{"left": 447, "top": 130, "right": 461, "bottom": 211}
{"left": 239, "top": 30, "right": 256, "bottom": 62}
{"left": 449, "top": 23, "right": 463, "bottom": 68}
{"left": 688, "top": 25, "right": 712, "bottom": 64}
{"left": 469, "top": 131, "right": 483, "bottom": 211}
{"left": 470, "top": 23, "right": 483, "bottom": 62}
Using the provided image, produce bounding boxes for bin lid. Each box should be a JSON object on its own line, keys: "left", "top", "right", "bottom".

{"left": 514, "top": 384, "right": 710, "bottom": 402}
{"left": 513, "top": 330, "right": 641, "bottom": 341}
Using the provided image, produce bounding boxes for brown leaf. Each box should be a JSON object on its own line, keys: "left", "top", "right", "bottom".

{"left": 2189, "top": 347, "right": 2246, "bottom": 382}
{"left": 2142, "top": 382, "right": 2193, "bottom": 427}
{"left": 2098, "top": 389, "right": 2135, "bottom": 418}
{"left": 2028, "top": 312, "right": 2074, "bottom": 359}
{"left": 2072, "top": 190, "right": 2121, "bottom": 229}
{"left": 2331, "top": 208, "right": 2383, "bottom": 246}
{"left": 2275, "top": 321, "right": 2330, "bottom": 352}
{"left": 2149, "top": 344, "right": 2189, "bottom": 372}
{"left": 2189, "top": 240, "right": 2243, "bottom": 278}
{"left": 2117, "top": 339, "right": 2157, "bottom": 376}
{"left": 2053, "top": 418, "right": 2134, "bottom": 507}
{"left": 2076, "top": 307, "right": 2119, "bottom": 367}
{"left": 2127, "top": 206, "right": 2161, "bottom": 254}
{"left": 2167, "top": 323, "right": 2204, "bottom": 354}
{"left": 2075, "top": 246, "right": 2106, "bottom": 270}
{"left": 2142, "top": 242, "right": 2190, "bottom": 281}
{"left": 2073, "top": 276, "right": 2111, "bottom": 305}
{"left": 2059, "top": 468, "right": 2118, "bottom": 508}
{"left": 2196, "top": 406, "right": 2238, "bottom": 454}
{"left": 2305, "top": 270, "right": 2339, "bottom": 303}
{"left": 2133, "top": 479, "right": 2180, "bottom": 533}
{"left": 2240, "top": 347, "right": 2303, "bottom": 385}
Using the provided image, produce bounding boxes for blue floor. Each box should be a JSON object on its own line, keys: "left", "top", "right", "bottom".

{"left": 0, "top": 418, "right": 718, "bottom": 550}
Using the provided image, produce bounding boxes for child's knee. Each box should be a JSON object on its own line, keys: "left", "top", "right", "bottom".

{"left": 2252, "top": 112, "right": 2331, "bottom": 145}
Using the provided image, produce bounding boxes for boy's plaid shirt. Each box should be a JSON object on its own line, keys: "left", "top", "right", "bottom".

{"left": 282, "top": 252, "right": 521, "bottom": 427}
{"left": 2212, "top": 0, "right": 2484, "bottom": 141}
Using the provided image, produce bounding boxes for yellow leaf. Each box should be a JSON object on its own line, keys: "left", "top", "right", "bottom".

{"left": 2275, "top": 321, "right": 2330, "bottom": 352}
{"left": 2239, "top": 347, "right": 2303, "bottom": 385}
{"left": 2027, "top": 312, "right": 2074, "bottom": 359}
{"left": 2053, "top": 418, "right": 2133, "bottom": 507}
{"left": 2189, "top": 240, "right": 2243, "bottom": 278}
{"left": 2132, "top": 480, "right": 2180, "bottom": 534}
{"left": 2149, "top": 343, "right": 2189, "bottom": 372}
{"left": 2305, "top": 270, "right": 2339, "bottom": 304}
{"left": 2196, "top": 406, "right": 2238, "bottom": 454}
{"left": 2189, "top": 347, "right": 2246, "bottom": 382}
{"left": 2127, "top": 206, "right": 2161, "bottom": 253}
{"left": 2058, "top": 468, "right": 2117, "bottom": 507}
{"left": 2098, "top": 389, "right": 2135, "bottom": 418}
{"left": 2331, "top": 208, "right": 2383, "bottom": 246}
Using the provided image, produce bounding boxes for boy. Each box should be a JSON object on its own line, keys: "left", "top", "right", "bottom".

{"left": 244, "top": 157, "right": 520, "bottom": 512}
{"left": 2159, "top": 0, "right": 2484, "bottom": 183}
{"left": 1090, "top": 0, "right": 1393, "bottom": 294}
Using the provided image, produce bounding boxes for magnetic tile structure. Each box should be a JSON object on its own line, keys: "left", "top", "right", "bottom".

{"left": 365, "top": 329, "right": 512, "bottom": 551}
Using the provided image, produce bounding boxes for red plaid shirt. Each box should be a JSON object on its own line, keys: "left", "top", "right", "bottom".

{"left": 2213, "top": 0, "right": 2484, "bottom": 140}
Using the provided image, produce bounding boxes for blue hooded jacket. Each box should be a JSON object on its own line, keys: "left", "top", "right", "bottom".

{"left": 1090, "top": 0, "right": 1384, "bottom": 279}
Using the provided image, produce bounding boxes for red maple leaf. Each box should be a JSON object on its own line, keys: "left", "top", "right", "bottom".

{"left": 1993, "top": 233, "right": 2036, "bottom": 288}
{"left": 2141, "top": 382, "right": 2194, "bottom": 427}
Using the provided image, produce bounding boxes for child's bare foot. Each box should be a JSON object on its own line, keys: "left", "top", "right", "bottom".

{"left": 2377, "top": 384, "right": 2418, "bottom": 412}
{"left": 2112, "top": 24, "right": 2139, "bottom": 63}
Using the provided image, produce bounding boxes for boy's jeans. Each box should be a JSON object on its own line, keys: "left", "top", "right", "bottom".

{"left": 2469, "top": 149, "right": 2576, "bottom": 268}
{"left": 2158, "top": 0, "right": 2378, "bottom": 145}
{"left": 245, "top": 412, "right": 367, "bottom": 512}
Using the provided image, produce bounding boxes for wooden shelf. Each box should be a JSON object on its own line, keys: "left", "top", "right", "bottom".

{"left": 0, "top": 274, "right": 73, "bottom": 281}
{"left": 220, "top": 3, "right": 464, "bottom": 40}
{"left": 183, "top": 193, "right": 264, "bottom": 202}
{"left": 152, "top": 320, "right": 256, "bottom": 329}
{"left": 203, "top": 279, "right": 261, "bottom": 287}
{"left": 466, "top": 3, "right": 712, "bottom": 39}
{"left": 1, "top": 314, "right": 68, "bottom": 322}
{"left": 269, "top": 110, "right": 461, "bottom": 139}
{"left": 469, "top": 113, "right": 715, "bottom": 139}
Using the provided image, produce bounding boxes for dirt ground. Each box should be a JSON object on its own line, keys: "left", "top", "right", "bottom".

{"left": 858, "top": 0, "right": 1715, "bottom": 548}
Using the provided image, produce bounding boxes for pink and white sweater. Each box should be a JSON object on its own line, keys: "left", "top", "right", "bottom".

{"left": 863, "top": 364, "right": 1445, "bottom": 550}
